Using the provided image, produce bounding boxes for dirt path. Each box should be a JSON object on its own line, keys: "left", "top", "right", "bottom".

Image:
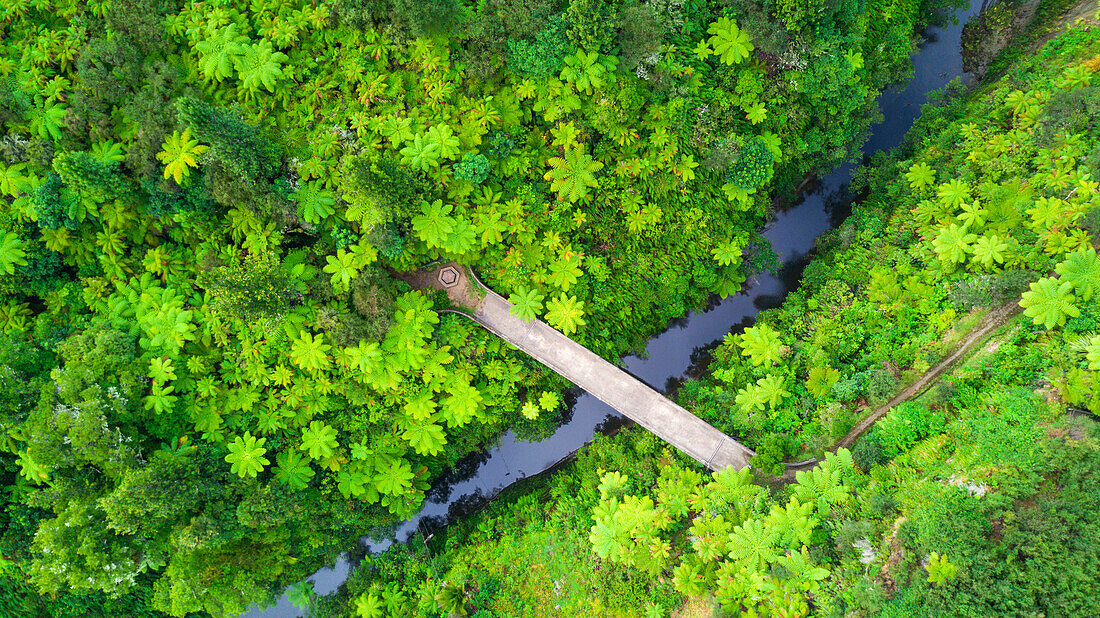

{"left": 780, "top": 301, "right": 1024, "bottom": 481}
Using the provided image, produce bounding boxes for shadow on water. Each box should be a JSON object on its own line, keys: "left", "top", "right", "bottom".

{"left": 247, "top": 3, "right": 981, "bottom": 615}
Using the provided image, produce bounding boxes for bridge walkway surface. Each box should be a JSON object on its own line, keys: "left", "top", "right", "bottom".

{"left": 401, "top": 262, "right": 755, "bottom": 471}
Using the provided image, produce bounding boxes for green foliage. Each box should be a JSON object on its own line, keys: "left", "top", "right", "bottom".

{"left": 1020, "top": 276, "right": 1080, "bottom": 329}
{"left": 226, "top": 432, "right": 270, "bottom": 478}
{"left": 925, "top": 552, "right": 957, "bottom": 586}
{"left": 727, "top": 138, "right": 774, "bottom": 190}
{"left": 453, "top": 153, "right": 490, "bottom": 184}
{"left": 544, "top": 147, "right": 603, "bottom": 203}
{"left": 508, "top": 15, "right": 572, "bottom": 77}
{"left": 507, "top": 286, "right": 544, "bottom": 322}
{"left": 156, "top": 129, "right": 208, "bottom": 184}
{"left": 707, "top": 17, "right": 754, "bottom": 65}
{"left": 545, "top": 293, "right": 586, "bottom": 335}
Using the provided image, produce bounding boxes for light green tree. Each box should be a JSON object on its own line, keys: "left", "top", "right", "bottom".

{"left": 225, "top": 432, "right": 270, "bottom": 478}
{"left": 926, "top": 552, "right": 958, "bottom": 586}
{"left": 1020, "top": 277, "right": 1080, "bottom": 329}
{"left": 196, "top": 25, "right": 247, "bottom": 81}
{"left": 290, "top": 331, "right": 331, "bottom": 372}
{"left": 545, "top": 293, "right": 586, "bottom": 335}
{"left": 508, "top": 286, "right": 545, "bottom": 321}
{"left": 235, "top": 39, "right": 288, "bottom": 94}
{"left": 707, "top": 17, "right": 754, "bottom": 64}
{"left": 299, "top": 420, "right": 338, "bottom": 460}
{"left": 156, "top": 129, "right": 208, "bottom": 184}
{"left": 1055, "top": 246, "right": 1100, "bottom": 300}
{"left": 739, "top": 323, "right": 783, "bottom": 366}
{"left": 545, "top": 147, "right": 603, "bottom": 203}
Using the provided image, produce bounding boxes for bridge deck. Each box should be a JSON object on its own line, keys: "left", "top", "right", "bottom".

{"left": 408, "top": 263, "right": 755, "bottom": 471}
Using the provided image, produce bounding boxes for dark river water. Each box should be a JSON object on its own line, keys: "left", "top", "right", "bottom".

{"left": 249, "top": 4, "right": 980, "bottom": 614}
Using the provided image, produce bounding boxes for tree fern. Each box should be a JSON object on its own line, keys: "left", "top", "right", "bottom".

{"left": 196, "top": 24, "right": 247, "bottom": 81}
{"left": 1020, "top": 276, "right": 1079, "bottom": 329}
{"left": 904, "top": 162, "right": 935, "bottom": 190}
{"left": 508, "top": 286, "right": 544, "bottom": 322}
{"left": 707, "top": 17, "right": 754, "bottom": 65}
{"left": 545, "top": 147, "right": 603, "bottom": 203}
{"left": 739, "top": 323, "right": 783, "bottom": 366}
{"left": 726, "top": 518, "right": 779, "bottom": 569}
{"left": 225, "top": 432, "right": 269, "bottom": 478}
{"left": 544, "top": 293, "right": 586, "bottom": 335}
{"left": 971, "top": 234, "right": 1009, "bottom": 268}
{"left": 234, "top": 39, "right": 288, "bottom": 94}
{"left": 1055, "top": 246, "right": 1100, "bottom": 300}
{"left": 931, "top": 223, "right": 976, "bottom": 266}
{"left": 156, "top": 129, "right": 208, "bottom": 184}
{"left": 0, "top": 231, "right": 27, "bottom": 275}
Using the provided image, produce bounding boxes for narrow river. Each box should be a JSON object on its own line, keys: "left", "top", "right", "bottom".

{"left": 250, "top": 3, "right": 981, "bottom": 614}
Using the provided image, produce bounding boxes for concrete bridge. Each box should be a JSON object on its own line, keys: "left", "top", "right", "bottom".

{"left": 403, "top": 263, "right": 756, "bottom": 471}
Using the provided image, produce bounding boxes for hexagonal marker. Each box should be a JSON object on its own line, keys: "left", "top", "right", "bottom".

{"left": 438, "top": 266, "right": 459, "bottom": 288}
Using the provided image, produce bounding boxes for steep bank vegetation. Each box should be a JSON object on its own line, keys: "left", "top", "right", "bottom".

{"left": 679, "top": 20, "right": 1100, "bottom": 471}
{"left": 321, "top": 22, "right": 1100, "bottom": 618}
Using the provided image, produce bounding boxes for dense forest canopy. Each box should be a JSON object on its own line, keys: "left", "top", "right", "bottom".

{"left": 319, "top": 19, "right": 1100, "bottom": 618}
{"left": 1, "top": 0, "right": 1075, "bottom": 615}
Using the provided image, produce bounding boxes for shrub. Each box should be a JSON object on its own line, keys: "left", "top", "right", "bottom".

{"left": 866, "top": 367, "right": 900, "bottom": 405}
{"left": 876, "top": 401, "right": 946, "bottom": 458}
{"left": 508, "top": 13, "right": 572, "bottom": 76}
{"left": 487, "top": 131, "right": 515, "bottom": 159}
{"left": 853, "top": 430, "right": 886, "bottom": 470}
{"left": 727, "top": 138, "right": 774, "bottom": 190}
{"left": 564, "top": 0, "right": 618, "bottom": 53}
{"left": 453, "top": 153, "right": 491, "bottom": 184}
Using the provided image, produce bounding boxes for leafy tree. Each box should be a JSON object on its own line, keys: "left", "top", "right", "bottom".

{"left": 402, "top": 420, "right": 446, "bottom": 456}
{"left": 807, "top": 366, "right": 840, "bottom": 399}
{"left": 545, "top": 293, "right": 586, "bottom": 335}
{"left": 299, "top": 420, "right": 338, "bottom": 460}
{"left": 727, "top": 518, "right": 779, "bottom": 569}
{"left": 411, "top": 199, "right": 456, "bottom": 249}
{"left": 291, "top": 181, "right": 336, "bottom": 224}
{"left": 175, "top": 97, "right": 280, "bottom": 185}
{"left": 1020, "top": 277, "right": 1080, "bottom": 329}
{"left": 453, "top": 152, "right": 490, "bottom": 184}
{"left": 275, "top": 451, "right": 315, "bottom": 489}
{"left": 926, "top": 552, "right": 958, "bottom": 586}
{"left": 225, "top": 432, "right": 270, "bottom": 478}
{"left": 399, "top": 134, "right": 442, "bottom": 173}
{"left": 442, "top": 380, "right": 483, "bottom": 427}
{"left": 559, "top": 51, "right": 615, "bottom": 94}
{"left": 1085, "top": 335, "right": 1100, "bottom": 371}
{"left": 931, "top": 223, "right": 977, "bottom": 266}
{"left": 1055, "top": 246, "right": 1100, "bottom": 301}
{"left": 707, "top": 18, "right": 754, "bottom": 65}
{"left": 545, "top": 147, "right": 603, "bottom": 203}
{"left": 156, "top": 129, "right": 208, "bottom": 184}
{"left": 538, "top": 391, "right": 560, "bottom": 411}
{"left": 508, "top": 286, "right": 545, "bottom": 321}
{"left": 905, "top": 162, "right": 936, "bottom": 190}
{"left": 971, "top": 234, "right": 1008, "bottom": 268}
{"left": 290, "top": 331, "right": 331, "bottom": 372}
{"left": 195, "top": 25, "right": 247, "bottom": 81}
{"left": 372, "top": 457, "right": 414, "bottom": 496}
{"left": 0, "top": 231, "right": 27, "bottom": 275}
{"left": 756, "top": 374, "right": 790, "bottom": 408}
{"left": 234, "top": 40, "right": 288, "bottom": 94}
{"left": 739, "top": 324, "right": 783, "bottom": 367}
{"left": 712, "top": 239, "right": 742, "bottom": 266}
{"left": 728, "top": 139, "right": 774, "bottom": 190}
{"left": 936, "top": 178, "right": 970, "bottom": 209}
